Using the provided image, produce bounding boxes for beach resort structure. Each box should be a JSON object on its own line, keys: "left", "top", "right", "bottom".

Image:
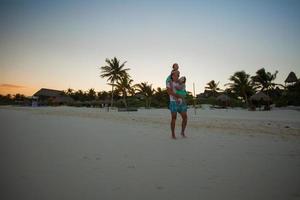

{"left": 250, "top": 91, "right": 271, "bottom": 110}
{"left": 216, "top": 94, "right": 231, "bottom": 108}
{"left": 32, "top": 88, "right": 74, "bottom": 106}
{"left": 197, "top": 90, "right": 220, "bottom": 99}
{"left": 285, "top": 72, "right": 298, "bottom": 86}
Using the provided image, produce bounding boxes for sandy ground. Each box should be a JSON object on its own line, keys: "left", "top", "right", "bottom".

{"left": 1, "top": 106, "right": 300, "bottom": 200}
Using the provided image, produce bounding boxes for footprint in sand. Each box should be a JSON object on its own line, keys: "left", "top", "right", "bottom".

{"left": 96, "top": 157, "right": 101, "bottom": 160}
{"left": 82, "top": 156, "right": 89, "bottom": 160}
{"left": 156, "top": 186, "right": 164, "bottom": 190}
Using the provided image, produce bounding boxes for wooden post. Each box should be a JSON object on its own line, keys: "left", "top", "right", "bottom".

{"left": 193, "top": 82, "right": 196, "bottom": 115}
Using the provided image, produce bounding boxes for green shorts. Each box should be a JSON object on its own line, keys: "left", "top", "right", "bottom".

{"left": 169, "top": 101, "right": 187, "bottom": 113}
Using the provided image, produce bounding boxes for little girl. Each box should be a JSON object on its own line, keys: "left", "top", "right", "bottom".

{"left": 175, "top": 76, "right": 187, "bottom": 104}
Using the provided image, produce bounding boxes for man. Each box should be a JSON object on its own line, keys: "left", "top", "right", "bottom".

{"left": 166, "top": 70, "right": 188, "bottom": 139}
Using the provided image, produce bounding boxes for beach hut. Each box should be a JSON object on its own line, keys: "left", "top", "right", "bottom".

{"left": 34, "top": 88, "right": 64, "bottom": 97}
{"left": 52, "top": 96, "right": 74, "bottom": 104}
{"left": 216, "top": 94, "right": 230, "bottom": 108}
{"left": 31, "top": 96, "right": 38, "bottom": 107}
{"left": 33, "top": 88, "right": 74, "bottom": 106}
{"left": 285, "top": 72, "right": 298, "bottom": 86}
{"left": 197, "top": 90, "right": 219, "bottom": 99}
{"left": 250, "top": 91, "right": 271, "bottom": 110}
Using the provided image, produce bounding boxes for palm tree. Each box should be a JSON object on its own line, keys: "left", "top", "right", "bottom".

{"left": 97, "top": 91, "right": 109, "bottom": 100}
{"left": 0, "top": 94, "right": 13, "bottom": 105}
{"left": 134, "top": 82, "right": 156, "bottom": 108}
{"left": 100, "top": 57, "right": 130, "bottom": 107}
{"left": 205, "top": 80, "right": 221, "bottom": 96}
{"left": 154, "top": 87, "right": 167, "bottom": 100}
{"left": 109, "top": 74, "right": 133, "bottom": 107}
{"left": 225, "top": 71, "right": 254, "bottom": 105}
{"left": 74, "top": 90, "right": 86, "bottom": 102}
{"left": 13, "top": 93, "right": 26, "bottom": 101}
{"left": 251, "top": 68, "right": 278, "bottom": 93}
{"left": 127, "top": 84, "right": 136, "bottom": 97}
{"left": 65, "top": 88, "right": 74, "bottom": 96}
{"left": 64, "top": 88, "right": 75, "bottom": 99}
{"left": 153, "top": 87, "right": 169, "bottom": 107}
{"left": 87, "top": 88, "right": 97, "bottom": 101}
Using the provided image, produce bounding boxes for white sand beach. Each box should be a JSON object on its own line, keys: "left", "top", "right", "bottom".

{"left": 1, "top": 106, "right": 300, "bottom": 200}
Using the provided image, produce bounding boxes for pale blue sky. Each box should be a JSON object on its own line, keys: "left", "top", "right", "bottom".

{"left": 0, "top": 0, "right": 299, "bottom": 95}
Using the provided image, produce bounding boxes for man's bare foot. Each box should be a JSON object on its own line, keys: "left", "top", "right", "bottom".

{"left": 171, "top": 135, "right": 177, "bottom": 139}
{"left": 181, "top": 133, "right": 187, "bottom": 138}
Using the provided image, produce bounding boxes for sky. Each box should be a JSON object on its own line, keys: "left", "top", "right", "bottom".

{"left": 0, "top": 0, "right": 300, "bottom": 96}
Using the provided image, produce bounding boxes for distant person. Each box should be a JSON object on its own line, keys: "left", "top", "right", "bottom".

{"left": 166, "top": 67, "right": 188, "bottom": 139}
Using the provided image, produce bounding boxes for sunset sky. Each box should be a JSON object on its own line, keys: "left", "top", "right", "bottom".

{"left": 1, "top": 0, "right": 299, "bottom": 96}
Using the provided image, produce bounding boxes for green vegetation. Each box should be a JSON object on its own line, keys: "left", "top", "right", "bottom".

{"left": 205, "top": 80, "right": 221, "bottom": 97}
{"left": 1, "top": 60, "right": 299, "bottom": 109}
{"left": 225, "top": 71, "right": 255, "bottom": 106}
{"left": 0, "top": 94, "right": 31, "bottom": 106}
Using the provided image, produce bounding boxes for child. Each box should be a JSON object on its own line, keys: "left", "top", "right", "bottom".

{"left": 175, "top": 76, "right": 187, "bottom": 104}
{"left": 165, "top": 63, "right": 179, "bottom": 85}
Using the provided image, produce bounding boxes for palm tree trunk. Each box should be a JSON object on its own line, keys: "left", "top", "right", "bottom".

{"left": 123, "top": 91, "right": 127, "bottom": 108}
{"left": 244, "top": 92, "right": 249, "bottom": 107}
{"left": 111, "top": 83, "right": 114, "bottom": 107}
{"left": 148, "top": 97, "right": 152, "bottom": 108}
{"left": 145, "top": 98, "right": 148, "bottom": 108}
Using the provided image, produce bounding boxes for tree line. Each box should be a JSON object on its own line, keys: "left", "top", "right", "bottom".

{"left": 203, "top": 69, "right": 299, "bottom": 107}
{"left": 98, "top": 57, "right": 299, "bottom": 108}
{"left": 1, "top": 57, "right": 299, "bottom": 107}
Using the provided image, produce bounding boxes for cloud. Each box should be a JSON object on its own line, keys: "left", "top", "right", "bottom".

{"left": 0, "top": 84, "right": 25, "bottom": 88}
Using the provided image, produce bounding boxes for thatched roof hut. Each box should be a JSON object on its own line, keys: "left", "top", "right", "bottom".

{"left": 216, "top": 94, "right": 230, "bottom": 102}
{"left": 215, "top": 94, "right": 231, "bottom": 108}
{"left": 285, "top": 72, "right": 298, "bottom": 83}
{"left": 33, "top": 88, "right": 74, "bottom": 104}
{"left": 197, "top": 90, "right": 220, "bottom": 99}
{"left": 33, "top": 88, "right": 64, "bottom": 97}
{"left": 250, "top": 91, "right": 271, "bottom": 102}
{"left": 52, "top": 96, "right": 74, "bottom": 104}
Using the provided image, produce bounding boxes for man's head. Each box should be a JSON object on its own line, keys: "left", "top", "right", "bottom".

{"left": 171, "top": 70, "right": 180, "bottom": 81}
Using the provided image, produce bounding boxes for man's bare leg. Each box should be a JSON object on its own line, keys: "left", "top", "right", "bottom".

{"left": 179, "top": 112, "right": 187, "bottom": 137}
{"left": 171, "top": 112, "right": 177, "bottom": 139}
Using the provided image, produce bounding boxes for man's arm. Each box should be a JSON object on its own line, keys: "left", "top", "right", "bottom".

{"left": 167, "top": 87, "right": 181, "bottom": 99}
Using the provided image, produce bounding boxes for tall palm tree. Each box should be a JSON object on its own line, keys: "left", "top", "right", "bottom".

{"left": 100, "top": 57, "right": 130, "bottom": 107}
{"left": 109, "top": 74, "right": 133, "bottom": 107}
{"left": 251, "top": 68, "right": 278, "bottom": 93}
{"left": 205, "top": 80, "right": 221, "bottom": 96}
{"left": 134, "top": 82, "right": 156, "bottom": 108}
{"left": 154, "top": 87, "right": 167, "bottom": 100}
{"left": 225, "top": 71, "right": 254, "bottom": 105}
